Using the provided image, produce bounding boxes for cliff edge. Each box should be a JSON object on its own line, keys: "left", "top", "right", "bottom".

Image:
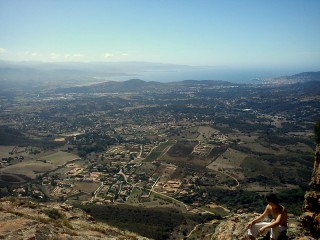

{"left": 301, "top": 144, "right": 320, "bottom": 238}
{"left": 211, "top": 144, "right": 320, "bottom": 240}
{"left": 210, "top": 211, "right": 308, "bottom": 240}
{"left": 0, "top": 197, "right": 147, "bottom": 240}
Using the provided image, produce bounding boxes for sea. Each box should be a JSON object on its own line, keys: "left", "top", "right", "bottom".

{"left": 104, "top": 67, "right": 301, "bottom": 84}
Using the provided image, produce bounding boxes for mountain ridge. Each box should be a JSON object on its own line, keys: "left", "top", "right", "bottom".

{"left": 1, "top": 59, "right": 319, "bottom": 88}
{"left": 261, "top": 71, "right": 320, "bottom": 84}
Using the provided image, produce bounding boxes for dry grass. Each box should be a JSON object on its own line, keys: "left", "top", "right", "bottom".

{"left": 43, "top": 151, "right": 78, "bottom": 165}
{"left": 1, "top": 161, "right": 56, "bottom": 179}
{"left": 80, "top": 222, "right": 139, "bottom": 239}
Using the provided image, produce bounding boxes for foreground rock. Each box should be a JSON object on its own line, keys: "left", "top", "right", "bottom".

{"left": 0, "top": 197, "right": 148, "bottom": 240}
{"left": 211, "top": 144, "right": 320, "bottom": 240}
{"left": 210, "top": 211, "right": 315, "bottom": 240}
{"left": 301, "top": 144, "right": 320, "bottom": 238}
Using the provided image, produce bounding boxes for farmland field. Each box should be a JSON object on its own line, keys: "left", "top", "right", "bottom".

{"left": 166, "top": 140, "right": 198, "bottom": 158}
{"left": 41, "top": 151, "right": 79, "bottom": 165}
{"left": 0, "top": 151, "right": 79, "bottom": 179}
{"left": 72, "top": 181, "right": 101, "bottom": 194}
{"left": 144, "top": 140, "right": 175, "bottom": 162}
{"left": 207, "top": 148, "right": 247, "bottom": 170}
{"left": 0, "top": 146, "right": 16, "bottom": 158}
{"left": 0, "top": 160, "right": 57, "bottom": 179}
{"left": 0, "top": 173, "right": 30, "bottom": 187}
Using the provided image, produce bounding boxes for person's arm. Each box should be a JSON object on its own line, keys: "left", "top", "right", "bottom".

{"left": 258, "top": 212, "right": 284, "bottom": 233}
{"left": 247, "top": 205, "right": 270, "bottom": 228}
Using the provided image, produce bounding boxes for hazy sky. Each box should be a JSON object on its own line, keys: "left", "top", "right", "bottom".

{"left": 0, "top": 0, "right": 320, "bottom": 68}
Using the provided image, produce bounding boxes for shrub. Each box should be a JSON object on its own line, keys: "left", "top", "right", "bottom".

{"left": 43, "top": 208, "right": 64, "bottom": 220}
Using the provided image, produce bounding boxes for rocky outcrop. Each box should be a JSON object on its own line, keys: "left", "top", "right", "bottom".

{"left": 310, "top": 144, "right": 320, "bottom": 190}
{"left": 211, "top": 144, "right": 320, "bottom": 240}
{"left": 210, "top": 212, "right": 254, "bottom": 240}
{"left": 0, "top": 197, "right": 148, "bottom": 240}
{"left": 210, "top": 211, "right": 311, "bottom": 240}
{"left": 301, "top": 144, "right": 320, "bottom": 238}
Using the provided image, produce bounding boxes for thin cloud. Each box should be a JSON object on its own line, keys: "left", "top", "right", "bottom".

{"left": 25, "top": 51, "right": 39, "bottom": 57}
{"left": 64, "top": 53, "right": 84, "bottom": 59}
{"left": 104, "top": 53, "right": 114, "bottom": 58}
{"left": 73, "top": 54, "right": 83, "bottom": 58}
{"left": 49, "top": 53, "right": 60, "bottom": 59}
{"left": 0, "top": 48, "right": 7, "bottom": 54}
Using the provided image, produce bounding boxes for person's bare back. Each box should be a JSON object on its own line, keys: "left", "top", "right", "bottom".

{"left": 267, "top": 203, "right": 288, "bottom": 227}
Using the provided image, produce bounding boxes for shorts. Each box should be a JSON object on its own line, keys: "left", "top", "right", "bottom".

{"left": 247, "top": 222, "right": 287, "bottom": 239}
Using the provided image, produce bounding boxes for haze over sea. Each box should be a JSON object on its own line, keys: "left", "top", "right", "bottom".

{"left": 95, "top": 66, "right": 309, "bottom": 84}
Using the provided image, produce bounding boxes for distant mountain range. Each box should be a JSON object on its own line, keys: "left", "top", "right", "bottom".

{"left": 0, "top": 60, "right": 319, "bottom": 91}
{"left": 261, "top": 71, "right": 320, "bottom": 84}
{"left": 57, "top": 73, "right": 320, "bottom": 94}
{"left": 0, "top": 60, "right": 204, "bottom": 90}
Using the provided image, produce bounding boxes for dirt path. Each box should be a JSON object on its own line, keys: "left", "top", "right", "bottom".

{"left": 186, "top": 220, "right": 216, "bottom": 238}
{"left": 90, "top": 182, "right": 104, "bottom": 202}
{"left": 210, "top": 168, "right": 240, "bottom": 189}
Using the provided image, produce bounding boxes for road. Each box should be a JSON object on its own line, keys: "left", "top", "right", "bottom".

{"left": 90, "top": 181, "right": 104, "bottom": 202}
{"left": 117, "top": 168, "right": 128, "bottom": 183}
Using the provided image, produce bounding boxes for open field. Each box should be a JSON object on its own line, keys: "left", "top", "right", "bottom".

{"left": 0, "top": 173, "right": 31, "bottom": 187}
{"left": 0, "top": 146, "right": 16, "bottom": 158}
{"left": 167, "top": 140, "right": 198, "bottom": 157}
{"left": 126, "top": 187, "right": 142, "bottom": 205}
{"left": 196, "top": 126, "right": 219, "bottom": 141}
{"left": 0, "top": 151, "right": 79, "bottom": 180}
{"left": 40, "top": 151, "right": 79, "bottom": 165}
{"left": 207, "top": 147, "right": 247, "bottom": 170}
{"left": 0, "top": 160, "right": 57, "bottom": 179}
{"left": 144, "top": 140, "right": 175, "bottom": 162}
{"left": 72, "top": 181, "right": 100, "bottom": 194}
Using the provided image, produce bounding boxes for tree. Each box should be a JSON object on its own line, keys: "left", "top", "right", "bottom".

{"left": 314, "top": 118, "right": 320, "bottom": 144}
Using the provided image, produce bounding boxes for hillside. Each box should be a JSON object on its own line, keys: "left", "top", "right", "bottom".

{"left": 0, "top": 126, "right": 37, "bottom": 146}
{"left": 0, "top": 197, "right": 146, "bottom": 240}
{"left": 262, "top": 71, "right": 320, "bottom": 84}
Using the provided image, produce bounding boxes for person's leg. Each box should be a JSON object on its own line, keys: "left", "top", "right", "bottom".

{"left": 270, "top": 226, "right": 287, "bottom": 240}
{"left": 270, "top": 226, "right": 280, "bottom": 240}
{"left": 248, "top": 222, "right": 269, "bottom": 239}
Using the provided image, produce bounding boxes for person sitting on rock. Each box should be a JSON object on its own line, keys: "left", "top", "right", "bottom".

{"left": 247, "top": 193, "right": 288, "bottom": 240}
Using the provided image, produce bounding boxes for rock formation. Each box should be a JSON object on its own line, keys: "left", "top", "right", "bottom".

{"left": 211, "top": 144, "right": 320, "bottom": 240}
{"left": 210, "top": 211, "right": 309, "bottom": 240}
{"left": 301, "top": 144, "right": 320, "bottom": 238}
{"left": 0, "top": 197, "right": 148, "bottom": 240}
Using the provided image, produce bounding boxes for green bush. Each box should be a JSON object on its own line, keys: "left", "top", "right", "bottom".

{"left": 44, "top": 208, "right": 64, "bottom": 220}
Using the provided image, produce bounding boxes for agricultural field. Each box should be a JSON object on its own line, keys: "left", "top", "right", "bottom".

{"left": 40, "top": 151, "right": 79, "bottom": 165}
{"left": 0, "top": 146, "right": 16, "bottom": 158}
{"left": 0, "top": 160, "right": 57, "bottom": 179}
{"left": 163, "top": 140, "right": 198, "bottom": 159}
{"left": 144, "top": 140, "right": 175, "bottom": 162}
{"left": 72, "top": 181, "right": 101, "bottom": 194}
{"left": 0, "top": 150, "right": 79, "bottom": 180}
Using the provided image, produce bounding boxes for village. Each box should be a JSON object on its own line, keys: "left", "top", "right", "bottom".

{"left": 0, "top": 79, "right": 318, "bottom": 220}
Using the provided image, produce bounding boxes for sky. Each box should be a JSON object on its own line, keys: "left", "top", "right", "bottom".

{"left": 0, "top": 0, "right": 320, "bottom": 69}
